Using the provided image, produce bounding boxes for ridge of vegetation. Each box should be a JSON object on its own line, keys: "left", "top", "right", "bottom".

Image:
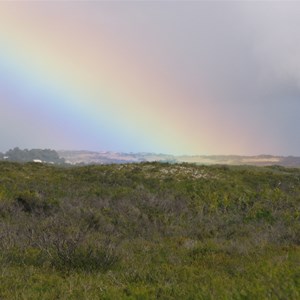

{"left": 0, "top": 161, "right": 299, "bottom": 299}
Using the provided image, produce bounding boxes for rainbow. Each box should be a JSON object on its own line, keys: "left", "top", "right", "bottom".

{"left": 0, "top": 3, "right": 255, "bottom": 155}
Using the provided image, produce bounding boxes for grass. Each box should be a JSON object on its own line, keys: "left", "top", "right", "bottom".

{"left": 0, "top": 161, "right": 299, "bottom": 299}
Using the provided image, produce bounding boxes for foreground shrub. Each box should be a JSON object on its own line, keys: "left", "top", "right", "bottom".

{"left": 0, "top": 161, "right": 299, "bottom": 298}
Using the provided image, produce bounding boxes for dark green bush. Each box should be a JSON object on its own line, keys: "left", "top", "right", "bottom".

{"left": 15, "top": 191, "right": 59, "bottom": 214}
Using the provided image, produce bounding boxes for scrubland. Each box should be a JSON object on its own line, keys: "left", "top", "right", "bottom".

{"left": 0, "top": 162, "right": 299, "bottom": 299}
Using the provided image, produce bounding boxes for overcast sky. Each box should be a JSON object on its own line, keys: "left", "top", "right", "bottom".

{"left": 1, "top": 1, "right": 300, "bottom": 155}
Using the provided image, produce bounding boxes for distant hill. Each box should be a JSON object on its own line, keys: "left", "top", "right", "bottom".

{"left": 58, "top": 150, "right": 300, "bottom": 167}
{"left": 2, "top": 148, "right": 300, "bottom": 167}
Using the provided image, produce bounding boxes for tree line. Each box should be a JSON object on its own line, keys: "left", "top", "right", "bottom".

{"left": 0, "top": 147, "right": 65, "bottom": 164}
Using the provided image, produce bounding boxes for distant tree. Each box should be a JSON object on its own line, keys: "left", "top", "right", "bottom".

{"left": 6, "top": 147, "right": 28, "bottom": 162}
{"left": 4, "top": 148, "right": 65, "bottom": 164}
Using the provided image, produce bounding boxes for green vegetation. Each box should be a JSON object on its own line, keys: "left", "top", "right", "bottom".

{"left": 0, "top": 161, "right": 299, "bottom": 299}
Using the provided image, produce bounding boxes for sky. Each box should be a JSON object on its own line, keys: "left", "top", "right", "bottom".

{"left": 0, "top": 1, "right": 300, "bottom": 156}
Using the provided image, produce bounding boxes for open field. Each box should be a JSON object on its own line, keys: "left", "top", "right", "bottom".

{"left": 0, "top": 161, "right": 299, "bottom": 299}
